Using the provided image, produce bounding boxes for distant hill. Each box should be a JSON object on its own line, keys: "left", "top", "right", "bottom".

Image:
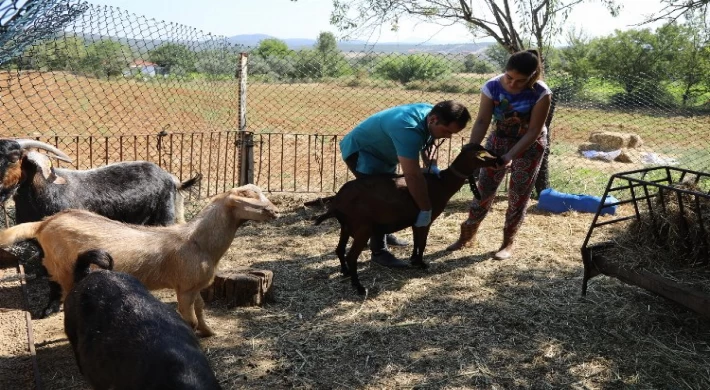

{"left": 227, "top": 34, "right": 493, "bottom": 54}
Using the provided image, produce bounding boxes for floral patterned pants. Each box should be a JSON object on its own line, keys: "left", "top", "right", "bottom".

{"left": 463, "top": 133, "right": 547, "bottom": 239}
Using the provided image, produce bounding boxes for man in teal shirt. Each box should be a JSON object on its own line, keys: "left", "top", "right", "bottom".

{"left": 340, "top": 100, "right": 471, "bottom": 267}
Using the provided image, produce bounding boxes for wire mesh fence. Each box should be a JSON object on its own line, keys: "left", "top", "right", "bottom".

{"left": 1, "top": 0, "right": 709, "bottom": 205}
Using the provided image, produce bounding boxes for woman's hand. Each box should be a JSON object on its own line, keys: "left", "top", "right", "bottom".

{"left": 496, "top": 153, "right": 513, "bottom": 170}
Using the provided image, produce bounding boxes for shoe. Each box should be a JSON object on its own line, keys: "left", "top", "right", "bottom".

{"left": 493, "top": 247, "right": 514, "bottom": 260}
{"left": 371, "top": 251, "right": 409, "bottom": 268}
{"left": 386, "top": 233, "right": 410, "bottom": 247}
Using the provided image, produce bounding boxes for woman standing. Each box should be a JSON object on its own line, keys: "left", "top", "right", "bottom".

{"left": 446, "top": 49, "right": 552, "bottom": 260}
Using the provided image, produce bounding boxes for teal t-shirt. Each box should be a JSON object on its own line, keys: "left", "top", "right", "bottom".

{"left": 340, "top": 103, "right": 432, "bottom": 174}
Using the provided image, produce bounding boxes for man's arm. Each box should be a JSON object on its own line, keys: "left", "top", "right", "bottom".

{"left": 399, "top": 156, "right": 432, "bottom": 211}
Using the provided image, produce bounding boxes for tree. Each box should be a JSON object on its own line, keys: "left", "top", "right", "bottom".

{"left": 588, "top": 29, "right": 662, "bottom": 93}
{"left": 330, "top": 0, "right": 619, "bottom": 54}
{"left": 195, "top": 48, "right": 238, "bottom": 77}
{"left": 644, "top": 0, "right": 710, "bottom": 24}
{"left": 463, "top": 54, "right": 496, "bottom": 73}
{"left": 559, "top": 28, "right": 594, "bottom": 79}
{"left": 24, "top": 35, "right": 86, "bottom": 71}
{"left": 81, "top": 39, "right": 133, "bottom": 78}
{"left": 252, "top": 38, "right": 291, "bottom": 58}
{"left": 312, "top": 32, "right": 351, "bottom": 78}
{"left": 148, "top": 43, "right": 196, "bottom": 74}
{"left": 655, "top": 21, "right": 710, "bottom": 106}
{"left": 374, "top": 53, "right": 452, "bottom": 83}
{"left": 484, "top": 43, "right": 511, "bottom": 70}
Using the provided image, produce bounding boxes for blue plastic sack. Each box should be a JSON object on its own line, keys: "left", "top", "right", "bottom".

{"left": 537, "top": 188, "right": 618, "bottom": 216}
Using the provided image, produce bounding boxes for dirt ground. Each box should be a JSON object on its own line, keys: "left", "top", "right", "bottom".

{"left": 14, "top": 193, "right": 710, "bottom": 389}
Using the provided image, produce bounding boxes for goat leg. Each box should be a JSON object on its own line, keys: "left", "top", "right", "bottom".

{"left": 410, "top": 226, "right": 430, "bottom": 269}
{"left": 177, "top": 290, "right": 200, "bottom": 332}
{"left": 194, "top": 293, "right": 214, "bottom": 337}
{"left": 41, "top": 281, "right": 63, "bottom": 318}
{"left": 347, "top": 230, "right": 370, "bottom": 295}
{"left": 335, "top": 225, "right": 350, "bottom": 276}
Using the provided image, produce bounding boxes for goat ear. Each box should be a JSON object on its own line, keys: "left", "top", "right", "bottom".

{"left": 24, "top": 152, "right": 66, "bottom": 184}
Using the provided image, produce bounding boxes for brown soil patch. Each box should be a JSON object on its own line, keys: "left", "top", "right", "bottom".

{"left": 12, "top": 193, "right": 710, "bottom": 389}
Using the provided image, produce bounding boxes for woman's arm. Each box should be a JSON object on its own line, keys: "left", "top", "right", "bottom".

{"left": 469, "top": 94, "right": 495, "bottom": 145}
{"left": 500, "top": 94, "right": 552, "bottom": 165}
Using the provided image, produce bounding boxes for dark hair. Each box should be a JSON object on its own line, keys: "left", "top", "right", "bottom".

{"left": 429, "top": 100, "right": 471, "bottom": 128}
{"left": 505, "top": 49, "right": 543, "bottom": 89}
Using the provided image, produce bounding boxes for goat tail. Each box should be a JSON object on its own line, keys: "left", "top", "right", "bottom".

{"left": 314, "top": 209, "right": 336, "bottom": 225}
{"left": 0, "top": 221, "right": 42, "bottom": 247}
{"left": 179, "top": 173, "right": 203, "bottom": 191}
{"left": 73, "top": 249, "right": 114, "bottom": 284}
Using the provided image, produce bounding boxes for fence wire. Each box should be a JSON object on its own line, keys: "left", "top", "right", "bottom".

{"left": 0, "top": 2, "right": 709, "bottom": 200}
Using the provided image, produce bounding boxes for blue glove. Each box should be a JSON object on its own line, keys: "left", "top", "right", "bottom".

{"left": 414, "top": 210, "right": 432, "bottom": 227}
{"left": 429, "top": 164, "right": 441, "bottom": 177}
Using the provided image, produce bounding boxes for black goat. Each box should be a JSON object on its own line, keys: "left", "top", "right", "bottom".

{"left": 64, "top": 249, "right": 222, "bottom": 390}
{"left": 315, "top": 143, "right": 499, "bottom": 295}
{"left": 0, "top": 138, "right": 201, "bottom": 316}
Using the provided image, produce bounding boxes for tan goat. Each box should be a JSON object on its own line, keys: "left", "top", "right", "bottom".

{"left": 0, "top": 184, "right": 278, "bottom": 336}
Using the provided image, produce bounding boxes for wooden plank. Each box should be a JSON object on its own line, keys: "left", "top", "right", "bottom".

{"left": 590, "top": 254, "right": 710, "bottom": 317}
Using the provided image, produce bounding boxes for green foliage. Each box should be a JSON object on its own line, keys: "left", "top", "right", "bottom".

{"left": 81, "top": 39, "right": 133, "bottom": 78}
{"left": 484, "top": 43, "right": 510, "bottom": 70}
{"left": 24, "top": 36, "right": 87, "bottom": 71}
{"left": 588, "top": 29, "right": 661, "bottom": 94}
{"left": 463, "top": 54, "right": 495, "bottom": 74}
{"left": 195, "top": 48, "right": 238, "bottom": 77}
{"left": 315, "top": 32, "right": 338, "bottom": 54}
{"left": 248, "top": 54, "right": 296, "bottom": 81}
{"left": 373, "top": 54, "right": 452, "bottom": 83}
{"left": 654, "top": 21, "right": 710, "bottom": 106}
{"left": 148, "top": 43, "right": 196, "bottom": 74}
{"left": 252, "top": 38, "right": 291, "bottom": 58}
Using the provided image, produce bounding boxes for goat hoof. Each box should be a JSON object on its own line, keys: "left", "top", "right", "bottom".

{"left": 411, "top": 260, "right": 428, "bottom": 270}
{"left": 356, "top": 286, "right": 367, "bottom": 295}
{"left": 41, "top": 302, "right": 62, "bottom": 318}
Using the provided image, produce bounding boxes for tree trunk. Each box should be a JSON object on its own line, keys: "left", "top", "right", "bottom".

{"left": 201, "top": 267, "right": 274, "bottom": 307}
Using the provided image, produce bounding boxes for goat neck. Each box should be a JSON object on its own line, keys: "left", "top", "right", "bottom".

{"left": 182, "top": 198, "right": 244, "bottom": 260}
{"left": 435, "top": 165, "right": 469, "bottom": 199}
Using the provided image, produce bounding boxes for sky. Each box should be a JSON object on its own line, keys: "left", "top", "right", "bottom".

{"left": 86, "top": 0, "right": 668, "bottom": 44}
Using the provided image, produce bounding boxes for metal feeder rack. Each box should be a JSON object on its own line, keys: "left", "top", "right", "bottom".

{"left": 581, "top": 166, "right": 710, "bottom": 317}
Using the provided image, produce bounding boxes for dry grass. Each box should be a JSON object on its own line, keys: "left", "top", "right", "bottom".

{"left": 16, "top": 192, "right": 710, "bottom": 389}
{"left": 602, "top": 181, "right": 710, "bottom": 295}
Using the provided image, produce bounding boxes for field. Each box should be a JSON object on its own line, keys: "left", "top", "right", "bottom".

{"left": 2, "top": 71, "right": 710, "bottom": 196}
{"left": 13, "top": 193, "right": 710, "bottom": 389}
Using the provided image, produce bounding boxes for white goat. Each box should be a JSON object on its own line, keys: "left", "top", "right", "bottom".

{"left": 0, "top": 184, "right": 278, "bottom": 336}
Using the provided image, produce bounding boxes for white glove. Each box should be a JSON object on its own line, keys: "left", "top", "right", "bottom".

{"left": 414, "top": 210, "right": 432, "bottom": 227}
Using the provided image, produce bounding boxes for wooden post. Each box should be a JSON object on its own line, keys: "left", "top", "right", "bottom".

{"left": 201, "top": 267, "right": 274, "bottom": 307}
{"left": 237, "top": 52, "right": 254, "bottom": 185}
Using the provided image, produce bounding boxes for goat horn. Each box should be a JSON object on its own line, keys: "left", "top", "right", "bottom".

{"left": 14, "top": 139, "right": 73, "bottom": 163}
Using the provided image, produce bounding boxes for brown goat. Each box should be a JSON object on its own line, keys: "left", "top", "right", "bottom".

{"left": 315, "top": 143, "right": 499, "bottom": 295}
{"left": 0, "top": 184, "right": 278, "bottom": 336}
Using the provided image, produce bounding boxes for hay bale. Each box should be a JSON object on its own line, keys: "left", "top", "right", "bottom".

{"left": 578, "top": 142, "right": 603, "bottom": 152}
{"left": 629, "top": 134, "right": 643, "bottom": 148}
{"left": 614, "top": 149, "right": 634, "bottom": 163}
{"left": 589, "top": 131, "right": 639, "bottom": 150}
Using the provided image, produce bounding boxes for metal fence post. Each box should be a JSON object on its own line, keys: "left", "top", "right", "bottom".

{"left": 237, "top": 52, "right": 254, "bottom": 185}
